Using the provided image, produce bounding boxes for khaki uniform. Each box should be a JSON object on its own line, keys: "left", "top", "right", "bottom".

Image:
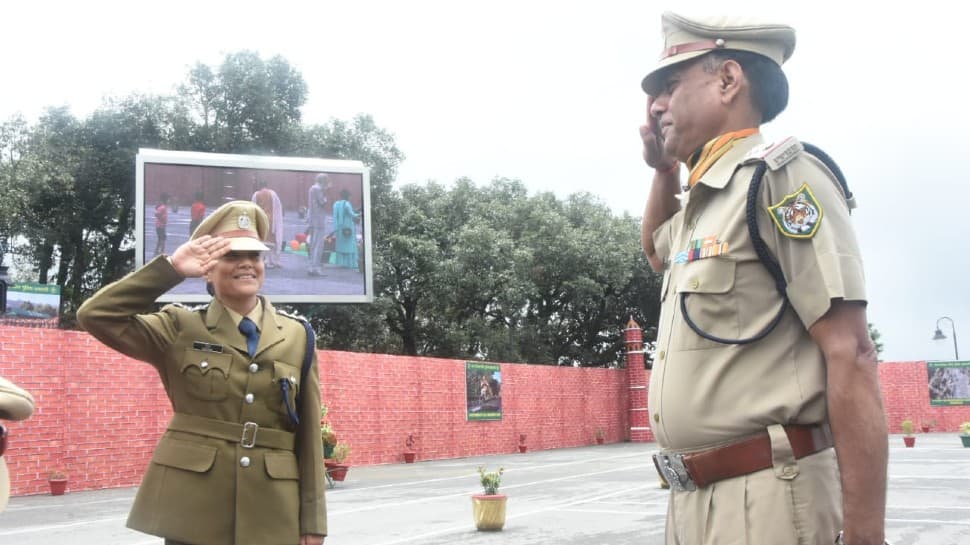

{"left": 650, "top": 134, "right": 865, "bottom": 544}
{"left": 78, "top": 257, "right": 326, "bottom": 545}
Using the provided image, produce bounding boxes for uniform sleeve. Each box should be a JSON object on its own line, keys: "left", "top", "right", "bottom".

{"left": 652, "top": 216, "right": 675, "bottom": 267}
{"left": 76, "top": 256, "right": 185, "bottom": 366}
{"left": 759, "top": 153, "right": 867, "bottom": 329}
{"left": 296, "top": 325, "right": 327, "bottom": 536}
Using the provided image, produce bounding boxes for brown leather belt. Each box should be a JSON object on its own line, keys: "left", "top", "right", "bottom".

{"left": 167, "top": 413, "right": 295, "bottom": 450}
{"left": 653, "top": 425, "right": 832, "bottom": 491}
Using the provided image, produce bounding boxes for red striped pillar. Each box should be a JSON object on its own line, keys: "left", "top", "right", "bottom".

{"left": 625, "top": 317, "right": 654, "bottom": 442}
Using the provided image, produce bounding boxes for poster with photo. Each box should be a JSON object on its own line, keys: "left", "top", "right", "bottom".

{"left": 928, "top": 361, "right": 970, "bottom": 406}
{"left": 1, "top": 282, "right": 60, "bottom": 327}
{"left": 466, "top": 362, "right": 502, "bottom": 421}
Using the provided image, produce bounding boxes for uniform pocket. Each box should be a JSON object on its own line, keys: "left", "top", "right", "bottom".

{"left": 180, "top": 350, "right": 233, "bottom": 401}
{"left": 264, "top": 451, "right": 300, "bottom": 480}
{"left": 673, "top": 258, "right": 739, "bottom": 350}
{"left": 152, "top": 437, "right": 218, "bottom": 473}
{"left": 270, "top": 360, "right": 301, "bottom": 417}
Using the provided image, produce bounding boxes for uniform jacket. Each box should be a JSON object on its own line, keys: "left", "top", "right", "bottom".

{"left": 649, "top": 134, "right": 866, "bottom": 452}
{"left": 78, "top": 257, "right": 327, "bottom": 545}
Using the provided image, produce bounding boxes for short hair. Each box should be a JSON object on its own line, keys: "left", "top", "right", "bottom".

{"left": 702, "top": 50, "right": 789, "bottom": 123}
{"left": 315, "top": 173, "right": 329, "bottom": 185}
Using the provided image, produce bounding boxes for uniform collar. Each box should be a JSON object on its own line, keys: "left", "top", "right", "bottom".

{"left": 691, "top": 131, "right": 765, "bottom": 191}
{"left": 205, "top": 297, "right": 285, "bottom": 358}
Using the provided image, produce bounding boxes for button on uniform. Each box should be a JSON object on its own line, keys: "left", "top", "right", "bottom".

{"left": 249, "top": 363, "right": 259, "bottom": 373}
{"left": 240, "top": 456, "right": 251, "bottom": 467}
{"left": 200, "top": 360, "right": 209, "bottom": 369}
{"left": 245, "top": 393, "right": 254, "bottom": 404}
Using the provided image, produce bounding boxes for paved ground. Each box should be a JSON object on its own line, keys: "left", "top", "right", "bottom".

{"left": 1, "top": 434, "right": 967, "bottom": 544}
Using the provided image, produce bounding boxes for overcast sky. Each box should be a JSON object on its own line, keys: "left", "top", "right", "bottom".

{"left": 3, "top": 1, "right": 967, "bottom": 362}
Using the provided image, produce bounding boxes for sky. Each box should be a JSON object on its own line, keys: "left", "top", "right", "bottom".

{"left": 3, "top": 1, "right": 968, "bottom": 362}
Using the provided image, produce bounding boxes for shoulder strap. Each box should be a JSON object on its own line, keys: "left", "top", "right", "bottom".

{"left": 681, "top": 141, "right": 852, "bottom": 346}
{"left": 293, "top": 320, "right": 316, "bottom": 424}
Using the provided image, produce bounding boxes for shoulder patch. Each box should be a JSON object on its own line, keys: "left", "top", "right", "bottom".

{"left": 743, "top": 136, "right": 803, "bottom": 171}
{"left": 767, "top": 183, "right": 824, "bottom": 239}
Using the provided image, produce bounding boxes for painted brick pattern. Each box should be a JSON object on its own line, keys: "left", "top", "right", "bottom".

{"left": 1, "top": 326, "right": 629, "bottom": 496}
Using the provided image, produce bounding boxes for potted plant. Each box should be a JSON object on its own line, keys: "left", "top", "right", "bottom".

{"left": 517, "top": 433, "right": 527, "bottom": 453}
{"left": 960, "top": 422, "right": 970, "bottom": 448}
{"left": 48, "top": 470, "right": 68, "bottom": 496}
{"left": 920, "top": 418, "right": 936, "bottom": 433}
{"left": 595, "top": 428, "right": 605, "bottom": 445}
{"left": 472, "top": 466, "right": 506, "bottom": 531}
{"left": 326, "top": 442, "right": 351, "bottom": 481}
{"left": 901, "top": 419, "right": 915, "bottom": 447}
{"left": 320, "top": 405, "right": 337, "bottom": 459}
{"left": 404, "top": 433, "right": 417, "bottom": 463}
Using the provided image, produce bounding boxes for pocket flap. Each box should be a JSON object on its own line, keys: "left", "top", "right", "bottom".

{"left": 676, "top": 259, "right": 736, "bottom": 295}
{"left": 264, "top": 451, "right": 300, "bottom": 480}
{"left": 153, "top": 438, "right": 217, "bottom": 473}
{"left": 180, "top": 350, "right": 232, "bottom": 378}
{"left": 273, "top": 361, "right": 300, "bottom": 387}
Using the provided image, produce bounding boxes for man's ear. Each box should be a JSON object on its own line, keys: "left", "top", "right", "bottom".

{"left": 719, "top": 59, "right": 744, "bottom": 103}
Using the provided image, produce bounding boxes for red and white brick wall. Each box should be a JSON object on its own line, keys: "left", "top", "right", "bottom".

{"left": 0, "top": 326, "right": 629, "bottom": 496}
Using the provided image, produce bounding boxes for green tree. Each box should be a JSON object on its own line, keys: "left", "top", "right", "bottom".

{"left": 868, "top": 322, "right": 884, "bottom": 361}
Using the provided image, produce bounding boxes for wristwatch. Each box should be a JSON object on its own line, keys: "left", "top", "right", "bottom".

{"left": 835, "top": 531, "right": 891, "bottom": 545}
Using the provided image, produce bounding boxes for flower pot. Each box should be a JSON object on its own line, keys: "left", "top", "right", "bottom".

{"left": 961, "top": 435, "right": 970, "bottom": 448}
{"left": 403, "top": 451, "right": 416, "bottom": 463}
{"left": 49, "top": 478, "right": 68, "bottom": 496}
{"left": 920, "top": 425, "right": 930, "bottom": 433}
{"left": 325, "top": 461, "right": 349, "bottom": 481}
{"left": 517, "top": 445, "right": 527, "bottom": 453}
{"left": 323, "top": 443, "right": 335, "bottom": 459}
{"left": 472, "top": 494, "right": 507, "bottom": 531}
{"left": 903, "top": 436, "right": 915, "bottom": 448}
{"left": 596, "top": 437, "right": 605, "bottom": 445}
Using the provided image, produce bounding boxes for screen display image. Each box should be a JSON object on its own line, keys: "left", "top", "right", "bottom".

{"left": 136, "top": 149, "right": 373, "bottom": 303}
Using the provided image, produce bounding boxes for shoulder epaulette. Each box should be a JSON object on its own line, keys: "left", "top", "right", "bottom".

{"left": 164, "top": 301, "right": 209, "bottom": 312}
{"left": 276, "top": 308, "right": 308, "bottom": 324}
{"left": 742, "top": 136, "right": 803, "bottom": 171}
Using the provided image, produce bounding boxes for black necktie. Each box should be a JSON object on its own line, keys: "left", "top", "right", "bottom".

{"left": 239, "top": 317, "right": 259, "bottom": 357}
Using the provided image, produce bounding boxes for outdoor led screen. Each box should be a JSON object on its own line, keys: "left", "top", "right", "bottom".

{"left": 136, "top": 149, "right": 373, "bottom": 304}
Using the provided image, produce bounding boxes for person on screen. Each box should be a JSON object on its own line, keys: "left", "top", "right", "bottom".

{"left": 78, "top": 200, "right": 327, "bottom": 545}
{"left": 306, "top": 174, "right": 331, "bottom": 277}
{"left": 153, "top": 193, "right": 170, "bottom": 257}
{"left": 252, "top": 180, "right": 284, "bottom": 269}
{"left": 331, "top": 189, "right": 360, "bottom": 270}
{"left": 189, "top": 192, "right": 206, "bottom": 236}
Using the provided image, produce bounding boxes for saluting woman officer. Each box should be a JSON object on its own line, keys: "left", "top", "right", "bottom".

{"left": 79, "top": 200, "right": 326, "bottom": 545}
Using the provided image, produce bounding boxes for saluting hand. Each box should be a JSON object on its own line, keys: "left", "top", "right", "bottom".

{"left": 640, "top": 96, "right": 679, "bottom": 173}
{"left": 168, "top": 235, "right": 232, "bottom": 278}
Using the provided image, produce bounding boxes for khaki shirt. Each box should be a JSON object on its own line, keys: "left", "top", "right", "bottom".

{"left": 649, "top": 134, "right": 866, "bottom": 451}
{"left": 77, "top": 257, "right": 327, "bottom": 544}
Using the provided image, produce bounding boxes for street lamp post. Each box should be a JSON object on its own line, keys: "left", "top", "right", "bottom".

{"left": 932, "top": 316, "right": 959, "bottom": 360}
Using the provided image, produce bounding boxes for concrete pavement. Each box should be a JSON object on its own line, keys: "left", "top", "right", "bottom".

{"left": 1, "top": 435, "right": 967, "bottom": 544}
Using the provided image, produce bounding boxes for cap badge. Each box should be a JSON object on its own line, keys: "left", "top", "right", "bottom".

{"left": 237, "top": 213, "right": 252, "bottom": 230}
{"left": 768, "top": 183, "right": 823, "bottom": 238}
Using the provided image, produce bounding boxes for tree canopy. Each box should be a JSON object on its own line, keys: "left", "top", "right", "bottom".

{"left": 0, "top": 51, "right": 660, "bottom": 366}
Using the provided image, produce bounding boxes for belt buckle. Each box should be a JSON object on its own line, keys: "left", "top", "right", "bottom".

{"left": 241, "top": 421, "right": 258, "bottom": 449}
{"left": 653, "top": 452, "right": 696, "bottom": 492}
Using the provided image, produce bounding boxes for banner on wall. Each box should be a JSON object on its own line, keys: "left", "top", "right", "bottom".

{"left": 1, "top": 282, "right": 60, "bottom": 327}
{"left": 466, "top": 362, "right": 502, "bottom": 420}
{"left": 928, "top": 360, "right": 970, "bottom": 406}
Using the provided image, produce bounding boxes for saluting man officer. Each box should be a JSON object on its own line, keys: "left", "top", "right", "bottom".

{"left": 639, "top": 12, "right": 889, "bottom": 545}
{"left": 79, "top": 200, "right": 327, "bottom": 545}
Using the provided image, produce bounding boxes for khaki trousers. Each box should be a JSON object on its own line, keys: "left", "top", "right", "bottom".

{"left": 664, "top": 426, "right": 842, "bottom": 545}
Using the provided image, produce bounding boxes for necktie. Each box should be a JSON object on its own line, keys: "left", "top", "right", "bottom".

{"left": 239, "top": 317, "right": 259, "bottom": 357}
